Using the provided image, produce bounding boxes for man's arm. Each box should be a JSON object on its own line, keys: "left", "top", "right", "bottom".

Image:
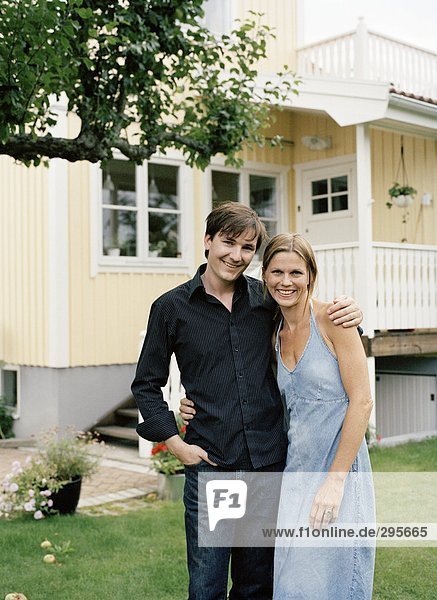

{"left": 132, "top": 300, "right": 216, "bottom": 466}
{"left": 327, "top": 295, "right": 363, "bottom": 328}
{"left": 131, "top": 300, "right": 180, "bottom": 442}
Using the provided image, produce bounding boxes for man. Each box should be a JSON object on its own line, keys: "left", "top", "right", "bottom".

{"left": 132, "top": 202, "right": 362, "bottom": 600}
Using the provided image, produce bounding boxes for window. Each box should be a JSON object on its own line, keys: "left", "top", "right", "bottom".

{"left": 102, "top": 160, "right": 137, "bottom": 257}
{"left": 97, "top": 156, "right": 189, "bottom": 270}
{"left": 1, "top": 366, "right": 19, "bottom": 418}
{"left": 310, "top": 174, "right": 349, "bottom": 216}
{"left": 210, "top": 165, "right": 286, "bottom": 259}
{"left": 148, "top": 163, "right": 181, "bottom": 258}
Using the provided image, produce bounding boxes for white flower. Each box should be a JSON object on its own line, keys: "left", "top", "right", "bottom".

{"left": 24, "top": 502, "right": 35, "bottom": 512}
{"left": 28, "top": 489, "right": 35, "bottom": 497}
{"left": 47, "top": 499, "right": 53, "bottom": 507}
{"left": 34, "top": 510, "right": 44, "bottom": 520}
{"left": 40, "top": 489, "right": 52, "bottom": 497}
{"left": 9, "top": 483, "right": 19, "bottom": 493}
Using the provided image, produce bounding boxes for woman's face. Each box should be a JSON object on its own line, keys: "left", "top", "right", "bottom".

{"left": 263, "top": 251, "right": 310, "bottom": 308}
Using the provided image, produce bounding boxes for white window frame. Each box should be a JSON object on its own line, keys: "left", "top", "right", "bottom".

{"left": 90, "top": 151, "right": 194, "bottom": 275}
{"left": 1, "top": 364, "right": 20, "bottom": 420}
{"left": 294, "top": 155, "right": 357, "bottom": 233}
{"left": 204, "top": 158, "right": 289, "bottom": 267}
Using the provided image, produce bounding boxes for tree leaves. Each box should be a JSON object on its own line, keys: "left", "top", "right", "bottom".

{"left": 0, "top": 0, "right": 300, "bottom": 167}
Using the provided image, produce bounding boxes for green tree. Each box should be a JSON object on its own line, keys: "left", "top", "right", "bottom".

{"left": 0, "top": 0, "right": 298, "bottom": 168}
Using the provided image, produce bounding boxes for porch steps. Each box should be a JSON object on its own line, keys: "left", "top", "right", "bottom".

{"left": 94, "top": 425, "right": 138, "bottom": 442}
{"left": 92, "top": 398, "right": 139, "bottom": 445}
{"left": 116, "top": 408, "right": 138, "bottom": 419}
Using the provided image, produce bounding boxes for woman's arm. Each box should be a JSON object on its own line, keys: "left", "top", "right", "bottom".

{"left": 310, "top": 302, "right": 373, "bottom": 528}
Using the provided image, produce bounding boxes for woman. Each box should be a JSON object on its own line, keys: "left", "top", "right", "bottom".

{"left": 262, "top": 233, "right": 375, "bottom": 600}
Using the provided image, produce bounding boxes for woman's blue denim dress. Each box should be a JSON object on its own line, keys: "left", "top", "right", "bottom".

{"left": 273, "top": 306, "right": 375, "bottom": 599}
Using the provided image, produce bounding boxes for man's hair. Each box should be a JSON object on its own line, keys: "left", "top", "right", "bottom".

{"left": 205, "top": 202, "right": 267, "bottom": 258}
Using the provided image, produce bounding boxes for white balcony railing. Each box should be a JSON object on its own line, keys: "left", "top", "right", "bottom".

{"left": 313, "top": 242, "right": 437, "bottom": 331}
{"left": 297, "top": 19, "right": 437, "bottom": 99}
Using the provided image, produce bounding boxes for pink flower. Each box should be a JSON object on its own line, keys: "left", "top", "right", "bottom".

{"left": 34, "top": 510, "right": 44, "bottom": 520}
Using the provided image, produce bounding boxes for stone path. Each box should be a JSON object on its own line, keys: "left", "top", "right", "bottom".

{"left": 0, "top": 443, "right": 158, "bottom": 509}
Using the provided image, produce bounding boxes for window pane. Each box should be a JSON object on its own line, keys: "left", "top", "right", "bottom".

{"left": 249, "top": 175, "right": 276, "bottom": 218}
{"left": 148, "top": 164, "right": 179, "bottom": 209}
{"left": 332, "top": 194, "right": 348, "bottom": 212}
{"left": 256, "top": 219, "right": 277, "bottom": 259}
{"left": 211, "top": 171, "right": 239, "bottom": 207}
{"left": 312, "top": 197, "right": 328, "bottom": 214}
{"left": 2, "top": 370, "right": 17, "bottom": 409}
{"left": 149, "top": 213, "right": 181, "bottom": 257}
{"left": 312, "top": 179, "right": 328, "bottom": 196}
{"left": 331, "top": 175, "right": 348, "bottom": 194}
{"left": 102, "top": 160, "right": 136, "bottom": 206}
{"left": 103, "top": 209, "right": 137, "bottom": 256}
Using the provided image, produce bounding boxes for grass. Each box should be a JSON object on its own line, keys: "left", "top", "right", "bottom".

{"left": 0, "top": 501, "right": 188, "bottom": 600}
{"left": 1, "top": 438, "right": 436, "bottom": 600}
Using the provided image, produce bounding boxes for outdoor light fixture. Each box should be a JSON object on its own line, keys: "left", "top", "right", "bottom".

{"left": 301, "top": 135, "right": 332, "bottom": 151}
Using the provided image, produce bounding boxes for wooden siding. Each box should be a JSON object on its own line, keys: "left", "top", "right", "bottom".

{"left": 371, "top": 130, "right": 437, "bottom": 245}
{"left": 290, "top": 111, "right": 356, "bottom": 163}
{"left": 236, "top": 0, "right": 297, "bottom": 73}
{"left": 0, "top": 157, "right": 49, "bottom": 365}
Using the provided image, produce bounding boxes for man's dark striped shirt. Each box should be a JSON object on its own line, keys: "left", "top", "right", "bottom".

{"left": 132, "top": 264, "right": 287, "bottom": 469}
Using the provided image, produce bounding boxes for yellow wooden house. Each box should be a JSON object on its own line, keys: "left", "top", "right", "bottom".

{"left": 1, "top": 0, "right": 436, "bottom": 445}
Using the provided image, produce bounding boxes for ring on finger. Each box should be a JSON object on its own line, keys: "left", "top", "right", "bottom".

{"left": 324, "top": 509, "right": 334, "bottom": 521}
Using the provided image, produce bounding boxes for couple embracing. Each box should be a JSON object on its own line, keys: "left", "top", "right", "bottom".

{"left": 132, "top": 202, "right": 375, "bottom": 600}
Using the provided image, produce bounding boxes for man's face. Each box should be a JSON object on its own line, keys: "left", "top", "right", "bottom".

{"left": 204, "top": 229, "right": 258, "bottom": 285}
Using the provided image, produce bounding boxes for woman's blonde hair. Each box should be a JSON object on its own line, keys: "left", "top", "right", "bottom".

{"left": 262, "top": 233, "right": 318, "bottom": 299}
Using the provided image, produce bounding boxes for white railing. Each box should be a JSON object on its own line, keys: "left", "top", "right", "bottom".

{"left": 297, "top": 19, "right": 437, "bottom": 99}
{"left": 313, "top": 242, "right": 437, "bottom": 331}
{"left": 313, "top": 242, "right": 359, "bottom": 302}
{"left": 373, "top": 243, "right": 437, "bottom": 330}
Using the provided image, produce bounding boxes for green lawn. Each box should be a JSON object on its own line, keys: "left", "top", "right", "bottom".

{"left": 1, "top": 438, "right": 436, "bottom": 600}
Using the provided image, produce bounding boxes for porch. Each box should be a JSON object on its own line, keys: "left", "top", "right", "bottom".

{"left": 313, "top": 241, "right": 437, "bottom": 334}
{"left": 297, "top": 19, "right": 437, "bottom": 99}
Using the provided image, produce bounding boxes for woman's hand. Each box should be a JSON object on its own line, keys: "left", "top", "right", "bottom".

{"left": 309, "top": 472, "right": 346, "bottom": 529}
{"left": 180, "top": 397, "right": 196, "bottom": 426}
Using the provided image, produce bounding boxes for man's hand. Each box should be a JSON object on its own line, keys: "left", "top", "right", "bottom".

{"left": 327, "top": 295, "right": 363, "bottom": 328}
{"left": 180, "top": 397, "right": 196, "bottom": 426}
{"left": 165, "top": 434, "right": 216, "bottom": 466}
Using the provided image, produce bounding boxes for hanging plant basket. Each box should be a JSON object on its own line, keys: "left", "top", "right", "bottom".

{"left": 387, "top": 139, "right": 417, "bottom": 209}
{"left": 388, "top": 183, "right": 416, "bottom": 208}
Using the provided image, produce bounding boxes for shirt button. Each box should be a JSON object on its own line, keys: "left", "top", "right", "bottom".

{"left": 234, "top": 347, "right": 239, "bottom": 352}
{"left": 242, "top": 400, "right": 248, "bottom": 404}
{"left": 238, "top": 374, "right": 243, "bottom": 379}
